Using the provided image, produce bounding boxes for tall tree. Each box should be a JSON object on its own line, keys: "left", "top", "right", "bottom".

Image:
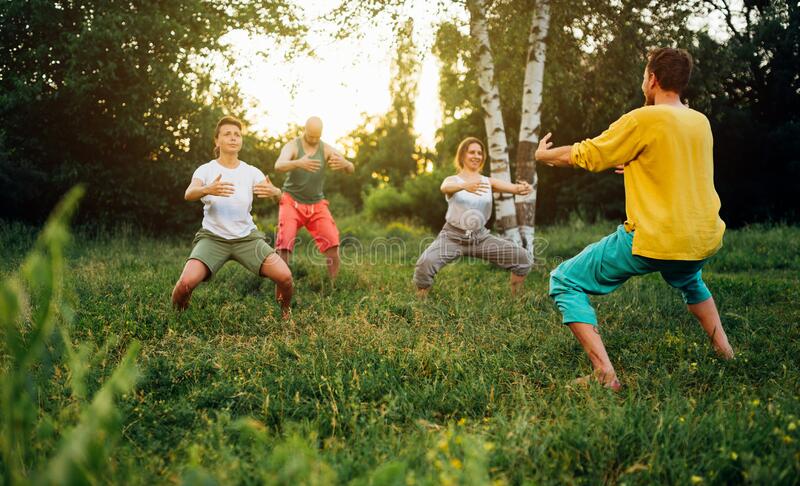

{"left": 466, "top": 0, "right": 522, "bottom": 244}
{"left": 515, "top": 0, "right": 550, "bottom": 258}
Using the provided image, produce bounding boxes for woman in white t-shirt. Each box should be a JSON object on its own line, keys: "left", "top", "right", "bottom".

{"left": 171, "top": 116, "right": 293, "bottom": 318}
{"left": 413, "top": 137, "right": 533, "bottom": 297}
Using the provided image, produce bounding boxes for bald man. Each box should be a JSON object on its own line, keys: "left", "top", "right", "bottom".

{"left": 274, "top": 117, "right": 354, "bottom": 279}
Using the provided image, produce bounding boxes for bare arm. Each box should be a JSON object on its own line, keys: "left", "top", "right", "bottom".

{"left": 185, "top": 175, "right": 233, "bottom": 201}
{"left": 440, "top": 176, "right": 466, "bottom": 196}
{"left": 489, "top": 178, "right": 532, "bottom": 195}
{"left": 274, "top": 142, "right": 323, "bottom": 173}
{"left": 274, "top": 142, "right": 298, "bottom": 173}
{"left": 534, "top": 133, "right": 573, "bottom": 168}
{"left": 441, "top": 176, "right": 490, "bottom": 196}
{"left": 253, "top": 177, "right": 282, "bottom": 199}
{"left": 324, "top": 144, "right": 354, "bottom": 174}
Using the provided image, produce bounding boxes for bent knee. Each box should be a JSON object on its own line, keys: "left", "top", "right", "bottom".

{"left": 511, "top": 248, "right": 532, "bottom": 276}
{"left": 412, "top": 265, "right": 434, "bottom": 289}
{"left": 275, "top": 271, "right": 293, "bottom": 288}
{"left": 178, "top": 274, "right": 202, "bottom": 291}
{"left": 413, "top": 258, "right": 438, "bottom": 286}
{"left": 548, "top": 272, "right": 570, "bottom": 298}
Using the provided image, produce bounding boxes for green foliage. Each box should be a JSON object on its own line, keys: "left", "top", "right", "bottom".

{"left": 363, "top": 167, "right": 450, "bottom": 230}
{"left": 432, "top": 21, "right": 486, "bottom": 167}
{"left": 0, "top": 0, "right": 303, "bottom": 230}
{"left": 687, "top": 1, "right": 800, "bottom": 225}
{"left": 364, "top": 185, "right": 410, "bottom": 220}
{"left": 0, "top": 187, "right": 141, "bottom": 484}
{"left": 331, "top": 18, "right": 430, "bottom": 211}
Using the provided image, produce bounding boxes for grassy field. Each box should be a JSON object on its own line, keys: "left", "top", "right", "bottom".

{"left": 2, "top": 217, "right": 800, "bottom": 485}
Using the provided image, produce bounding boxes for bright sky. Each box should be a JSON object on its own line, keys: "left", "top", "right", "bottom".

{"left": 218, "top": 1, "right": 736, "bottom": 151}
{"left": 221, "top": 0, "right": 467, "bottom": 150}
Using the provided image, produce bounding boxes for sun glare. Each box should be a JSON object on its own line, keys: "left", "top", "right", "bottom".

{"left": 214, "top": 0, "right": 466, "bottom": 150}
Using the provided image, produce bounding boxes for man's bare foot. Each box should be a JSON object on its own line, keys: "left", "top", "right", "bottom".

{"left": 416, "top": 287, "right": 429, "bottom": 299}
{"left": 570, "top": 371, "right": 622, "bottom": 392}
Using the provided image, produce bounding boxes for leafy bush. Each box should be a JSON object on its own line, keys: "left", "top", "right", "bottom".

{"left": 364, "top": 168, "right": 450, "bottom": 230}
{"left": 0, "top": 187, "right": 141, "bottom": 484}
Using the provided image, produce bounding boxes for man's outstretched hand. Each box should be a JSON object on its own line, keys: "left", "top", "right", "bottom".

{"left": 295, "top": 154, "right": 322, "bottom": 172}
{"left": 535, "top": 132, "right": 554, "bottom": 162}
{"left": 534, "top": 132, "right": 573, "bottom": 167}
{"left": 328, "top": 153, "right": 353, "bottom": 172}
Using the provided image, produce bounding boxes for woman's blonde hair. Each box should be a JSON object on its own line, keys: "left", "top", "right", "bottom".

{"left": 213, "top": 115, "right": 243, "bottom": 158}
{"left": 453, "top": 137, "right": 486, "bottom": 171}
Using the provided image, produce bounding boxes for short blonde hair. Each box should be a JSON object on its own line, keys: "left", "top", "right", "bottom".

{"left": 453, "top": 137, "right": 486, "bottom": 171}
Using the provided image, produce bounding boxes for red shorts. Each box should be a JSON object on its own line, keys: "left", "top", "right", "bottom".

{"left": 276, "top": 192, "right": 340, "bottom": 252}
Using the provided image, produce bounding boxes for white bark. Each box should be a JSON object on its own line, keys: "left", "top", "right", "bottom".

{"left": 515, "top": 0, "right": 550, "bottom": 260}
{"left": 467, "top": 0, "right": 521, "bottom": 244}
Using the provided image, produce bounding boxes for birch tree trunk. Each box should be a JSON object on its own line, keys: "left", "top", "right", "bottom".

{"left": 467, "top": 0, "right": 521, "bottom": 244}
{"left": 515, "top": 0, "right": 550, "bottom": 260}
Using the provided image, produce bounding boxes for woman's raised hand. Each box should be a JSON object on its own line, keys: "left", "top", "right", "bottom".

{"left": 462, "top": 179, "right": 491, "bottom": 194}
{"left": 515, "top": 180, "right": 533, "bottom": 195}
{"left": 253, "top": 179, "right": 281, "bottom": 198}
{"left": 205, "top": 174, "right": 235, "bottom": 197}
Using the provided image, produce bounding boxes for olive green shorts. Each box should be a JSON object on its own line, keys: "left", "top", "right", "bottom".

{"left": 188, "top": 228, "right": 275, "bottom": 279}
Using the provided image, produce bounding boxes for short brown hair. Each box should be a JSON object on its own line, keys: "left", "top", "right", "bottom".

{"left": 646, "top": 48, "right": 693, "bottom": 95}
{"left": 453, "top": 137, "right": 486, "bottom": 171}
{"left": 213, "top": 115, "right": 243, "bottom": 157}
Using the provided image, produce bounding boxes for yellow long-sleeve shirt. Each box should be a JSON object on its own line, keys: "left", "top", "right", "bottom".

{"left": 570, "top": 105, "right": 725, "bottom": 260}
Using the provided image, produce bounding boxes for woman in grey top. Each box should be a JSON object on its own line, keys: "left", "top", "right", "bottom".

{"left": 414, "top": 137, "right": 533, "bottom": 297}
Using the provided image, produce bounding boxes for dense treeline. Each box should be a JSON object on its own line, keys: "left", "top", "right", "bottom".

{"left": 1, "top": 1, "right": 797, "bottom": 231}
{"left": 0, "top": 1, "right": 302, "bottom": 230}
{"left": 425, "top": 0, "right": 800, "bottom": 228}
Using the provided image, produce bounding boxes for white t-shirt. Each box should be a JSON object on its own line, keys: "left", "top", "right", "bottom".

{"left": 192, "top": 160, "right": 266, "bottom": 239}
{"left": 445, "top": 175, "right": 493, "bottom": 231}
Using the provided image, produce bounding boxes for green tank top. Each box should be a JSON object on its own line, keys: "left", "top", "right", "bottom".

{"left": 282, "top": 138, "right": 326, "bottom": 204}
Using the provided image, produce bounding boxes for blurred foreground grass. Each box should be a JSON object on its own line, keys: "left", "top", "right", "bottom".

{"left": 1, "top": 215, "right": 798, "bottom": 484}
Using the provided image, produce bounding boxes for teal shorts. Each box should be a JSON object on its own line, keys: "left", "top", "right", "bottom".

{"left": 549, "top": 225, "right": 712, "bottom": 326}
{"left": 188, "top": 228, "right": 275, "bottom": 280}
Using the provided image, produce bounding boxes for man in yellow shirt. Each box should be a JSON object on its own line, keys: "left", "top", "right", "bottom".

{"left": 535, "top": 48, "right": 734, "bottom": 390}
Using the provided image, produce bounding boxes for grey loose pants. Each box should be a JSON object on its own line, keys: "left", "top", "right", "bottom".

{"left": 413, "top": 223, "right": 532, "bottom": 289}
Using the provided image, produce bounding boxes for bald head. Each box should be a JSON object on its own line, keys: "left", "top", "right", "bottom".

{"left": 304, "top": 117, "right": 323, "bottom": 145}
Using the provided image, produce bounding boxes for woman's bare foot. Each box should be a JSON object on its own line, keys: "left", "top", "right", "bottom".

{"left": 171, "top": 281, "right": 192, "bottom": 311}
{"left": 510, "top": 273, "right": 525, "bottom": 297}
{"left": 281, "top": 304, "right": 292, "bottom": 321}
{"left": 714, "top": 343, "right": 735, "bottom": 360}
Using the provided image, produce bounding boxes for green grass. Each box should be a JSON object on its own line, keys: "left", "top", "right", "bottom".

{"left": 2, "top": 218, "right": 799, "bottom": 484}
